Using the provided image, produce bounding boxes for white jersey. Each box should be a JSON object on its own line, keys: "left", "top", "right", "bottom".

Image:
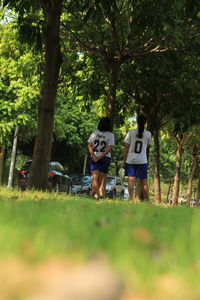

{"left": 124, "top": 129, "right": 151, "bottom": 164}
{"left": 88, "top": 130, "right": 115, "bottom": 158}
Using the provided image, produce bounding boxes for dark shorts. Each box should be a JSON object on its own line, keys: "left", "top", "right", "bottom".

{"left": 90, "top": 156, "right": 111, "bottom": 174}
{"left": 125, "top": 163, "right": 148, "bottom": 179}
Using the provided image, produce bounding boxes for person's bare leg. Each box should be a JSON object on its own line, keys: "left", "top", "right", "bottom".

{"left": 92, "top": 170, "right": 100, "bottom": 198}
{"left": 99, "top": 172, "right": 107, "bottom": 197}
{"left": 128, "top": 176, "right": 136, "bottom": 201}
{"left": 141, "top": 179, "right": 150, "bottom": 202}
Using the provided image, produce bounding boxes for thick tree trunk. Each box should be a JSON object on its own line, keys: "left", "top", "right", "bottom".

{"left": 0, "top": 146, "right": 5, "bottom": 185}
{"left": 28, "top": 0, "right": 63, "bottom": 190}
{"left": 107, "top": 62, "right": 120, "bottom": 128}
{"left": 172, "top": 142, "right": 182, "bottom": 205}
{"left": 187, "top": 158, "right": 197, "bottom": 205}
{"left": 153, "top": 127, "right": 161, "bottom": 203}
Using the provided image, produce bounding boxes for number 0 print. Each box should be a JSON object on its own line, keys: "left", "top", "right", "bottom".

{"left": 134, "top": 141, "right": 143, "bottom": 153}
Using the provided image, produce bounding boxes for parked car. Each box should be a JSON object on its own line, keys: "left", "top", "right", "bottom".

{"left": 105, "top": 176, "right": 125, "bottom": 199}
{"left": 71, "top": 175, "right": 92, "bottom": 195}
{"left": 18, "top": 160, "right": 72, "bottom": 193}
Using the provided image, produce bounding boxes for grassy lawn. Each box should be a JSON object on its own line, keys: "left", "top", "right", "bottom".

{"left": 0, "top": 187, "right": 199, "bottom": 299}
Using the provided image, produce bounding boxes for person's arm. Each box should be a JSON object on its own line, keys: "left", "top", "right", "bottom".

{"left": 95, "top": 145, "right": 113, "bottom": 160}
{"left": 123, "top": 143, "right": 130, "bottom": 166}
{"left": 88, "top": 143, "right": 98, "bottom": 162}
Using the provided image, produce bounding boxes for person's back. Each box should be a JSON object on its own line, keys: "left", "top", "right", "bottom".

{"left": 88, "top": 117, "right": 115, "bottom": 199}
{"left": 88, "top": 130, "right": 114, "bottom": 158}
{"left": 123, "top": 114, "right": 151, "bottom": 202}
{"left": 125, "top": 128, "right": 151, "bottom": 164}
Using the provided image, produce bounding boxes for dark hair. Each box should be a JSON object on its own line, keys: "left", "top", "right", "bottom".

{"left": 98, "top": 117, "right": 112, "bottom": 132}
{"left": 137, "top": 114, "right": 147, "bottom": 138}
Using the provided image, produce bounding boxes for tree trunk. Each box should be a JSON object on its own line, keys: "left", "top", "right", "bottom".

{"left": 196, "top": 164, "right": 200, "bottom": 202}
{"left": 107, "top": 61, "right": 120, "bottom": 128}
{"left": 187, "top": 157, "right": 197, "bottom": 205}
{"left": 153, "top": 127, "right": 161, "bottom": 203}
{"left": 166, "top": 181, "right": 172, "bottom": 203}
{"left": 172, "top": 141, "right": 183, "bottom": 205}
{"left": 28, "top": 0, "right": 63, "bottom": 190}
{"left": 0, "top": 146, "right": 5, "bottom": 185}
{"left": 82, "top": 154, "right": 87, "bottom": 175}
{"left": 7, "top": 126, "right": 19, "bottom": 188}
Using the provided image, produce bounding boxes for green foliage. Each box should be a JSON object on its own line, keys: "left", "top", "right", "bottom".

{"left": 64, "top": 0, "right": 200, "bottom": 55}
{"left": 1, "top": 0, "right": 43, "bottom": 49}
{"left": 54, "top": 97, "right": 98, "bottom": 147}
{"left": 0, "top": 22, "right": 41, "bottom": 145}
{"left": 59, "top": 50, "right": 108, "bottom": 109}
{"left": 153, "top": 132, "right": 177, "bottom": 184}
{"left": 1, "top": 0, "right": 200, "bottom": 188}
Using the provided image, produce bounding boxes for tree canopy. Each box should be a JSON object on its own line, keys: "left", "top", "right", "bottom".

{"left": 1, "top": 1, "right": 200, "bottom": 201}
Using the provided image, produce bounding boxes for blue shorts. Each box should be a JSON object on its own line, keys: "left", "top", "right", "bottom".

{"left": 125, "top": 163, "right": 148, "bottom": 179}
{"left": 90, "top": 156, "right": 111, "bottom": 174}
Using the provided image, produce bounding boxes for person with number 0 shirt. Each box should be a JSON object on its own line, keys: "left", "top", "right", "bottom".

{"left": 123, "top": 114, "right": 152, "bottom": 202}
{"left": 88, "top": 117, "right": 115, "bottom": 199}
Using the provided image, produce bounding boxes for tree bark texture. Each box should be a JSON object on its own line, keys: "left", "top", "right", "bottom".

{"left": 196, "top": 165, "right": 200, "bottom": 202}
{"left": 153, "top": 127, "right": 161, "bottom": 203}
{"left": 0, "top": 146, "right": 5, "bottom": 185}
{"left": 107, "top": 62, "right": 120, "bottom": 129}
{"left": 7, "top": 126, "right": 19, "bottom": 188}
{"left": 172, "top": 141, "right": 183, "bottom": 205}
{"left": 28, "top": 0, "right": 63, "bottom": 190}
{"left": 187, "top": 158, "right": 198, "bottom": 205}
{"left": 166, "top": 182, "right": 172, "bottom": 203}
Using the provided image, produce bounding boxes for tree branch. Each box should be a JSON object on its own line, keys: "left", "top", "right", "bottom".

{"left": 68, "top": 30, "right": 107, "bottom": 57}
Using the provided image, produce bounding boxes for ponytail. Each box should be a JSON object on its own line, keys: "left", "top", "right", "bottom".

{"left": 137, "top": 114, "right": 147, "bottom": 138}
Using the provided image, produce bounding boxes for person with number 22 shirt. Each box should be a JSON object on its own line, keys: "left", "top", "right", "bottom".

{"left": 88, "top": 117, "right": 115, "bottom": 200}
{"left": 123, "top": 114, "right": 152, "bottom": 202}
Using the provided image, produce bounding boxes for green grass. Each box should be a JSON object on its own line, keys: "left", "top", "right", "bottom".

{"left": 0, "top": 187, "right": 200, "bottom": 298}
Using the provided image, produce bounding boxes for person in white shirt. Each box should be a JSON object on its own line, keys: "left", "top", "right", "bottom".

{"left": 123, "top": 114, "right": 151, "bottom": 201}
{"left": 88, "top": 117, "right": 115, "bottom": 199}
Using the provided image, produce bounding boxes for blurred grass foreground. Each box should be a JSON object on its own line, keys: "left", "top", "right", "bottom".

{"left": 0, "top": 187, "right": 199, "bottom": 300}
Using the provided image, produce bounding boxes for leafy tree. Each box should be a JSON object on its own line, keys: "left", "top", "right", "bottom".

{"left": 120, "top": 32, "right": 200, "bottom": 202}
{"left": 0, "top": 22, "right": 39, "bottom": 145}
{"left": 0, "top": 13, "right": 101, "bottom": 178}
{"left": 121, "top": 52, "right": 172, "bottom": 202}
{"left": 166, "top": 55, "right": 200, "bottom": 204}
{"left": 62, "top": 0, "right": 200, "bottom": 201}
{"left": 0, "top": 20, "right": 41, "bottom": 184}
{"left": 63, "top": 0, "right": 198, "bottom": 126}
{"left": 2, "top": 0, "right": 63, "bottom": 190}
{"left": 28, "top": 0, "right": 63, "bottom": 190}
{"left": 57, "top": 49, "right": 126, "bottom": 174}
